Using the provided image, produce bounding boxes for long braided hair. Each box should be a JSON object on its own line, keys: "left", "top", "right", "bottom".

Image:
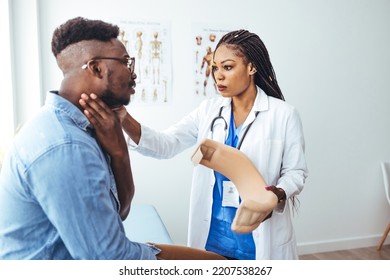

{"left": 214, "top": 29, "right": 285, "bottom": 101}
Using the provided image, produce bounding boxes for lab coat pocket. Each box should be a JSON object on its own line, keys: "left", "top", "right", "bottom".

{"left": 271, "top": 211, "right": 294, "bottom": 246}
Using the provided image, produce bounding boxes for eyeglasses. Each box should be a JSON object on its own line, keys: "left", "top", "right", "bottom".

{"left": 81, "top": 56, "right": 135, "bottom": 73}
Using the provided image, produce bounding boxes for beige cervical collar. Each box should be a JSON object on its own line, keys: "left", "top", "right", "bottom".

{"left": 191, "top": 138, "right": 278, "bottom": 233}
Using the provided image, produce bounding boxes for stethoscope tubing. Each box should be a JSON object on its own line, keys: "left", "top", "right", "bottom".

{"left": 210, "top": 106, "right": 259, "bottom": 150}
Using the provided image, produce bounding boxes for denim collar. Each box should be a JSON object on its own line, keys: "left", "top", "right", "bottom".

{"left": 46, "top": 91, "right": 92, "bottom": 131}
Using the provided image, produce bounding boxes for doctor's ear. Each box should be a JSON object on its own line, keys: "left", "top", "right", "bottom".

{"left": 249, "top": 63, "right": 257, "bottom": 75}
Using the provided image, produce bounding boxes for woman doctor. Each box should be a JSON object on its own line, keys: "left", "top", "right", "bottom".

{"left": 81, "top": 29, "right": 308, "bottom": 260}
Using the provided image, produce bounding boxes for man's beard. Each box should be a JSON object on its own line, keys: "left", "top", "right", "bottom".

{"left": 100, "top": 90, "right": 130, "bottom": 109}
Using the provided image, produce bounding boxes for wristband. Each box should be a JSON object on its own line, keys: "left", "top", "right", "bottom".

{"left": 265, "top": 185, "right": 286, "bottom": 203}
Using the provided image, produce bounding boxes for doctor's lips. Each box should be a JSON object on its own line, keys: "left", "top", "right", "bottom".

{"left": 217, "top": 85, "right": 227, "bottom": 91}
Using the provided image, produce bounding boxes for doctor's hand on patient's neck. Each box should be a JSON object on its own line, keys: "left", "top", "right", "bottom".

{"left": 119, "top": 108, "right": 141, "bottom": 145}
{"left": 112, "top": 105, "right": 142, "bottom": 145}
{"left": 111, "top": 106, "right": 128, "bottom": 123}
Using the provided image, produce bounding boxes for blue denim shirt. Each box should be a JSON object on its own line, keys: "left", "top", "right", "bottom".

{"left": 0, "top": 91, "right": 159, "bottom": 259}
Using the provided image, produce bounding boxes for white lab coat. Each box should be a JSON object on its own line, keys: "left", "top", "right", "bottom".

{"left": 130, "top": 88, "right": 308, "bottom": 259}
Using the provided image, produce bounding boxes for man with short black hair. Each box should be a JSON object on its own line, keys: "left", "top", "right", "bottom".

{"left": 0, "top": 17, "right": 225, "bottom": 260}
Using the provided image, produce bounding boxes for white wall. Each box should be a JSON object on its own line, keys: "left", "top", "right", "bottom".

{"left": 9, "top": 0, "right": 390, "bottom": 254}
{"left": 0, "top": 0, "right": 15, "bottom": 166}
{"left": 9, "top": 0, "right": 41, "bottom": 129}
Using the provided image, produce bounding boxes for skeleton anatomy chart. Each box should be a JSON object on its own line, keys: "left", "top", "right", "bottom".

{"left": 116, "top": 19, "right": 171, "bottom": 105}
{"left": 192, "top": 24, "right": 230, "bottom": 97}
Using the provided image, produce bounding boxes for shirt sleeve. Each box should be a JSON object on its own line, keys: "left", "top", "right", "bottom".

{"left": 27, "top": 140, "right": 158, "bottom": 260}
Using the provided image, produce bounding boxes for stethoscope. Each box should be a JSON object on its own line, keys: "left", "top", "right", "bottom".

{"left": 210, "top": 106, "right": 259, "bottom": 150}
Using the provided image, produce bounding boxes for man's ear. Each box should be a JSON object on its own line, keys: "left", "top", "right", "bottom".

{"left": 86, "top": 60, "right": 103, "bottom": 78}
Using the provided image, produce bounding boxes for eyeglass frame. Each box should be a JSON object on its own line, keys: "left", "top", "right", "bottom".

{"left": 81, "top": 56, "right": 135, "bottom": 73}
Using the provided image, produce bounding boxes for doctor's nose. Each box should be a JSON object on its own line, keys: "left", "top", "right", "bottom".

{"left": 214, "top": 71, "right": 224, "bottom": 81}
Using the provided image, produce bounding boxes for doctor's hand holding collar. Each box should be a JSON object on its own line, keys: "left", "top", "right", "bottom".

{"left": 81, "top": 29, "right": 308, "bottom": 260}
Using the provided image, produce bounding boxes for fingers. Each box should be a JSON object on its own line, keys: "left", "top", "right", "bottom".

{"left": 112, "top": 106, "right": 128, "bottom": 123}
{"left": 79, "top": 93, "right": 111, "bottom": 120}
{"left": 79, "top": 93, "right": 113, "bottom": 130}
{"left": 79, "top": 94, "right": 98, "bottom": 128}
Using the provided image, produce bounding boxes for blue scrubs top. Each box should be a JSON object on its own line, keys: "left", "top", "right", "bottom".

{"left": 205, "top": 110, "right": 256, "bottom": 260}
